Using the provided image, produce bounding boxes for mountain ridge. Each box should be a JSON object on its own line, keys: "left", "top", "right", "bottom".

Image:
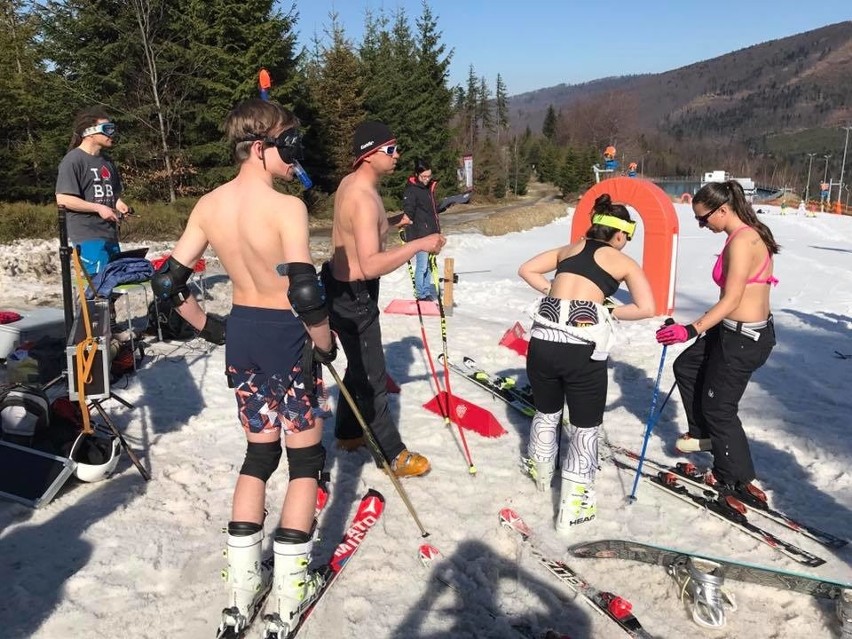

{"left": 507, "top": 21, "right": 852, "bottom": 179}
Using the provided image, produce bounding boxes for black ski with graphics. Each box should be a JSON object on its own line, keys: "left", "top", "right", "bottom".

{"left": 570, "top": 539, "right": 851, "bottom": 600}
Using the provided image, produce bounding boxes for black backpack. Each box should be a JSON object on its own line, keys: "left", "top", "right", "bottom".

{"left": 147, "top": 300, "right": 196, "bottom": 341}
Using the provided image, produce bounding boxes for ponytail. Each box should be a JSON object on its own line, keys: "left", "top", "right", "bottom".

{"left": 586, "top": 193, "right": 632, "bottom": 242}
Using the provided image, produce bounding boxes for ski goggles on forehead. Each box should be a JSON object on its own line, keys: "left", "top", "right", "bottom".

{"left": 592, "top": 214, "right": 636, "bottom": 240}
{"left": 82, "top": 122, "right": 116, "bottom": 138}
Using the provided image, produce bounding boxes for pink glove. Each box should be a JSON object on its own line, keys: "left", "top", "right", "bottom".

{"left": 656, "top": 323, "right": 697, "bottom": 345}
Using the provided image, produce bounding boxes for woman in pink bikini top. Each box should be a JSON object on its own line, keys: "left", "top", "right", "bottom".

{"left": 657, "top": 180, "right": 781, "bottom": 347}
{"left": 656, "top": 181, "right": 780, "bottom": 492}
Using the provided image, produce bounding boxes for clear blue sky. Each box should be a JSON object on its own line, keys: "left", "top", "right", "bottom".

{"left": 288, "top": 1, "right": 851, "bottom": 95}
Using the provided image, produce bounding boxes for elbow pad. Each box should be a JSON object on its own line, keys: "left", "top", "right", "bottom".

{"left": 277, "top": 262, "right": 328, "bottom": 326}
{"left": 151, "top": 256, "right": 193, "bottom": 306}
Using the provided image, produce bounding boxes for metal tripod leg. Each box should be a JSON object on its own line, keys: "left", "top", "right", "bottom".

{"left": 90, "top": 400, "right": 151, "bottom": 481}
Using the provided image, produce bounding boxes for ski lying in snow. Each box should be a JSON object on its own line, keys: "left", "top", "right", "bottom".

{"left": 216, "top": 475, "right": 332, "bottom": 639}
{"left": 607, "top": 455, "right": 826, "bottom": 567}
{"left": 461, "top": 356, "right": 536, "bottom": 407}
{"left": 280, "top": 489, "right": 385, "bottom": 638}
{"left": 438, "top": 354, "right": 535, "bottom": 416}
{"left": 569, "top": 539, "right": 852, "bottom": 600}
{"left": 499, "top": 508, "right": 656, "bottom": 639}
{"left": 418, "top": 545, "right": 574, "bottom": 638}
{"left": 607, "top": 444, "right": 848, "bottom": 550}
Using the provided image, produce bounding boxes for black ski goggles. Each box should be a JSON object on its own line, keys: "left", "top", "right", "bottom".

{"left": 261, "top": 128, "right": 304, "bottom": 164}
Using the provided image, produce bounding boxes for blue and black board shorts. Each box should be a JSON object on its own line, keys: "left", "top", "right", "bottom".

{"left": 225, "top": 305, "right": 325, "bottom": 435}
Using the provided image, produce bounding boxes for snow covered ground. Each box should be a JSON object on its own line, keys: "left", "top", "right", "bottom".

{"left": 1, "top": 202, "right": 851, "bottom": 639}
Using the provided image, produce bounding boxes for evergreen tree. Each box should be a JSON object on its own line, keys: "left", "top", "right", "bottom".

{"left": 462, "top": 65, "right": 479, "bottom": 152}
{"left": 176, "top": 0, "right": 302, "bottom": 175}
{"left": 302, "top": 14, "right": 365, "bottom": 191}
{"left": 542, "top": 104, "right": 557, "bottom": 141}
{"left": 408, "top": 2, "right": 455, "bottom": 191}
{"left": 494, "top": 73, "right": 509, "bottom": 145}
{"left": 0, "top": 0, "right": 65, "bottom": 201}
{"left": 477, "top": 75, "right": 493, "bottom": 135}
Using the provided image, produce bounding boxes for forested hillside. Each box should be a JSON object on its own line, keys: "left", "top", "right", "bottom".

{"left": 509, "top": 21, "right": 852, "bottom": 186}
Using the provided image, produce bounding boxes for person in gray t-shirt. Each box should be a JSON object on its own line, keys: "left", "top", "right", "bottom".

{"left": 56, "top": 107, "right": 131, "bottom": 271}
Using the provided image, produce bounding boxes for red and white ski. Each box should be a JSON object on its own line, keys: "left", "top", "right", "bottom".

{"left": 282, "top": 488, "right": 385, "bottom": 638}
{"left": 499, "top": 508, "right": 656, "bottom": 639}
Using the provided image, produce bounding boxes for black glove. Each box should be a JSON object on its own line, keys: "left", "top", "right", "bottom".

{"left": 199, "top": 314, "right": 226, "bottom": 345}
{"left": 313, "top": 335, "right": 337, "bottom": 364}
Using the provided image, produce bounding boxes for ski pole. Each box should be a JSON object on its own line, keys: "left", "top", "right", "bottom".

{"left": 628, "top": 320, "right": 673, "bottom": 502}
{"left": 430, "top": 253, "right": 477, "bottom": 475}
{"left": 325, "top": 362, "right": 430, "bottom": 537}
{"left": 403, "top": 251, "right": 449, "bottom": 420}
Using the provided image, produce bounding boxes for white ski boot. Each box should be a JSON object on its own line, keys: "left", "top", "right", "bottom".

{"left": 217, "top": 522, "right": 269, "bottom": 638}
{"left": 521, "top": 456, "right": 555, "bottom": 492}
{"left": 671, "top": 557, "right": 737, "bottom": 628}
{"left": 555, "top": 478, "right": 596, "bottom": 532}
{"left": 262, "top": 528, "right": 324, "bottom": 639}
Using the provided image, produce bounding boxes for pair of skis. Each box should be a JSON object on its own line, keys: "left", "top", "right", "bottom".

{"left": 607, "top": 452, "right": 829, "bottom": 567}
{"left": 439, "top": 354, "right": 536, "bottom": 417}
{"left": 216, "top": 487, "right": 385, "bottom": 639}
{"left": 608, "top": 444, "right": 848, "bottom": 551}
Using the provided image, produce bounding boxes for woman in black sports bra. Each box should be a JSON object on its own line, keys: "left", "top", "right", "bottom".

{"left": 518, "top": 194, "right": 655, "bottom": 533}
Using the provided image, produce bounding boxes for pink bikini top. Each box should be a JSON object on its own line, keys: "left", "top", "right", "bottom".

{"left": 712, "top": 225, "right": 779, "bottom": 288}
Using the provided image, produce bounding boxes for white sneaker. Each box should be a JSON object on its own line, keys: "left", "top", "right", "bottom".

{"left": 675, "top": 434, "right": 712, "bottom": 453}
{"left": 556, "top": 479, "right": 596, "bottom": 532}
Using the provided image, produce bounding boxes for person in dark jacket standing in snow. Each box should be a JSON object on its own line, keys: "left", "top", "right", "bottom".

{"left": 402, "top": 158, "right": 441, "bottom": 301}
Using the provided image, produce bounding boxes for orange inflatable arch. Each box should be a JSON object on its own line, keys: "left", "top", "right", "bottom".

{"left": 571, "top": 177, "right": 679, "bottom": 315}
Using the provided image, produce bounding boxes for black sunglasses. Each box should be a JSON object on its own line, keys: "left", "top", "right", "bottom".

{"left": 695, "top": 201, "right": 726, "bottom": 228}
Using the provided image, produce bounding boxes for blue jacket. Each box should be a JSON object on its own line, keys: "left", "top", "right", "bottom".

{"left": 86, "top": 258, "right": 154, "bottom": 299}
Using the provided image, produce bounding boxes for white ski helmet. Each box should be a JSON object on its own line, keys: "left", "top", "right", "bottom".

{"left": 70, "top": 432, "right": 121, "bottom": 482}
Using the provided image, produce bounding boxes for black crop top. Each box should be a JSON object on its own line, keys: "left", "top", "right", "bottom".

{"left": 554, "top": 238, "right": 619, "bottom": 297}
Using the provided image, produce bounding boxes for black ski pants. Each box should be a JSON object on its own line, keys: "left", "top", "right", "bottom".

{"left": 526, "top": 338, "right": 607, "bottom": 428}
{"left": 321, "top": 264, "right": 405, "bottom": 464}
{"left": 672, "top": 319, "right": 775, "bottom": 484}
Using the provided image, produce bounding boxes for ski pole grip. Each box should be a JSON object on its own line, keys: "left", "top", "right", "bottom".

{"left": 664, "top": 317, "right": 675, "bottom": 326}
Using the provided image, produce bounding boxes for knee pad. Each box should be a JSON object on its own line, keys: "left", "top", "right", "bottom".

{"left": 239, "top": 441, "right": 283, "bottom": 482}
{"left": 286, "top": 443, "right": 326, "bottom": 481}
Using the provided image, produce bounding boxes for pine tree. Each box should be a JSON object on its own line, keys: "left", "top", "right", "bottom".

{"left": 302, "top": 14, "right": 365, "bottom": 191}
{"left": 494, "top": 73, "right": 509, "bottom": 145}
{"left": 0, "top": 0, "right": 65, "bottom": 201}
{"left": 542, "top": 104, "right": 557, "bottom": 141}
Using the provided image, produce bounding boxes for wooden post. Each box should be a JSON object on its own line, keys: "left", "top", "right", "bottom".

{"left": 443, "top": 257, "right": 454, "bottom": 315}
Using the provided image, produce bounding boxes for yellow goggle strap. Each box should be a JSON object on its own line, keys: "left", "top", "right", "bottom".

{"left": 592, "top": 214, "right": 636, "bottom": 240}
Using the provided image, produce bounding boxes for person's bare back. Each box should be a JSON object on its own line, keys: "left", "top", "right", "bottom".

{"left": 189, "top": 177, "right": 310, "bottom": 310}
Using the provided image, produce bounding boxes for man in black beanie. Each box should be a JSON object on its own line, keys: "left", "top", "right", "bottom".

{"left": 321, "top": 121, "right": 446, "bottom": 477}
